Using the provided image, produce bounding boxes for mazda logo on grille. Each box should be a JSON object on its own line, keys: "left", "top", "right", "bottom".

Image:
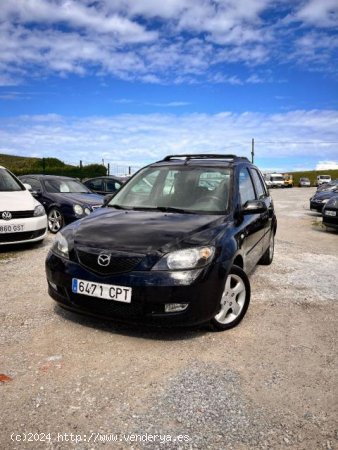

{"left": 97, "top": 253, "right": 111, "bottom": 267}
{"left": 2, "top": 211, "right": 12, "bottom": 220}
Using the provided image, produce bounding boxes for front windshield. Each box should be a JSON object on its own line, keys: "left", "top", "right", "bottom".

{"left": 271, "top": 176, "right": 284, "bottom": 182}
{"left": 0, "top": 168, "right": 24, "bottom": 192}
{"left": 108, "top": 166, "right": 231, "bottom": 214}
{"left": 44, "top": 179, "right": 90, "bottom": 194}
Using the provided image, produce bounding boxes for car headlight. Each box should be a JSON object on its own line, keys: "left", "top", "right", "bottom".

{"left": 51, "top": 232, "right": 69, "bottom": 259}
{"left": 73, "top": 204, "right": 84, "bottom": 216}
{"left": 322, "top": 199, "right": 330, "bottom": 204}
{"left": 326, "top": 197, "right": 338, "bottom": 208}
{"left": 33, "top": 205, "right": 45, "bottom": 217}
{"left": 84, "top": 207, "right": 91, "bottom": 215}
{"left": 152, "top": 246, "right": 215, "bottom": 271}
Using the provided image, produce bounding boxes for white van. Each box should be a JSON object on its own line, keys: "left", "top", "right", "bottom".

{"left": 264, "top": 173, "right": 285, "bottom": 188}
{"left": 316, "top": 175, "right": 331, "bottom": 186}
{"left": 0, "top": 166, "right": 47, "bottom": 245}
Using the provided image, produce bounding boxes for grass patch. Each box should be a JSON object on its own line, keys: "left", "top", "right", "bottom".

{"left": 291, "top": 169, "right": 338, "bottom": 186}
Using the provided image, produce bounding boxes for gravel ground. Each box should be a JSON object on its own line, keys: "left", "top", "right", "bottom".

{"left": 0, "top": 187, "right": 337, "bottom": 450}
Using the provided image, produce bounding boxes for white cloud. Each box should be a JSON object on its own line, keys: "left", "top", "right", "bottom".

{"left": 0, "top": 110, "right": 337, "bottom": 168}
{"left": 316, "top": 161, "right": 338, "bottom": 170}
{"left": 293, "top": 0, "right": 338, "bottom": 27}
{"left": 0, "top": 0, "right": 337, "bottom": 85}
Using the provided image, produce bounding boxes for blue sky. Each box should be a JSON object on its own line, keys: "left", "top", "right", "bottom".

{"left": 0, "top": 0, "right": 338, "bottom": 172}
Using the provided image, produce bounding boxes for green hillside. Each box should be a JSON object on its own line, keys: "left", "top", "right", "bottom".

{"left": 290, "top": 170, "right": 338, "bottom": 186}
{"left": 0, "top": 153, "right": 106, "bottom": 179}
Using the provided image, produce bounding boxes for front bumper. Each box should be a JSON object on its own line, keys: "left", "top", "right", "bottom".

{"left": 45, "top": 252, "right": 227, "bottom": 327}
{"left": 323, "top": 210, "right": 338, "bottom": 229}
{"left": 0, "top": 216, "right": 47, "bottom": 245}
{"left": 310, "top": 201, "right": 324, "bottom": 212}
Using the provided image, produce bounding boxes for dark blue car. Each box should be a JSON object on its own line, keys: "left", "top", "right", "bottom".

{"left": 19, "top": 174, "right": 104, "bottom": 233}
{"left": 46, "top": 154, "right": 277, "bottom": 331}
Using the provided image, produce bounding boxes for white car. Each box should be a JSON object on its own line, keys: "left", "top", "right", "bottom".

{"left": 0, "top": 165, "right": 47, "bottom": 245}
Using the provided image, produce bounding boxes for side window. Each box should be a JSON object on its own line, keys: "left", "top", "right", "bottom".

{"left": 106, "top": 180, "right": 122, "bottom": 192}
{"left": 88, "top": 179, "right": 104, "bottom": 191}
{"left": 239, "top": 168, "right": 256, "bottom": 206}
{"left": 25, "top": 177, "right": 42, "bottom": 192}
{"left": 251, "top": 169, "right": 267, "bottom": 199}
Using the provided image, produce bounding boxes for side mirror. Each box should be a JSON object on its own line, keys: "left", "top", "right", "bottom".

{"left": 23, "top": 183, "right": 32, "bottom": 191}
{"left": 242, "top": 200, "right": 267, "bottom": 215}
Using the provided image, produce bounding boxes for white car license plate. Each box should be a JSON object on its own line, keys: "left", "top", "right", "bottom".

{"left": 72, "top": 278, "right": 132, "bottom": 303}
{"left": 325, "top": 210, "right": 336, "bottom": 217}
{"left": 0, "top": 224, "right": 24, "bottom": 233}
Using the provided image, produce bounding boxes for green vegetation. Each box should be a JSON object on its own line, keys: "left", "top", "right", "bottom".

{"left": 0, "top": 153, "right": 106, "bottom": 179}
{"left": 291, "top": 170, "right": 338, "bottom": 186}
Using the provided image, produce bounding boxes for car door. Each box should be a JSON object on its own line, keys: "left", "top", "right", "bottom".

{"left": 237, "top": 167, "right": 266, "bottom": 272}
{"left": 250, "top": 168, "right": 272, "bottom": 253}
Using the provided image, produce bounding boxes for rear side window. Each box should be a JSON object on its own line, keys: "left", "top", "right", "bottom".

{"left": 239, "top": 168, "right": 256, "bottom": 206}
{"left": 87, "top": 179, "right": 104, "bottom": 190}
{"left": 250, "top": 169, "right": 267, "bottom": 199}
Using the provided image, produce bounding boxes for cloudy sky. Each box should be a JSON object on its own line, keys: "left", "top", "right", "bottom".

{"left": 0, "top": 0, "right": 337, "bottom": 172}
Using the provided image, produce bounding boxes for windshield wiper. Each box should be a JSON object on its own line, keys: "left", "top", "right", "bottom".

{"left": 107, "top": 204, "right": 132, "bottom": 210}
{"left": 153, "top": 206, "right": 195, "bottom": 214}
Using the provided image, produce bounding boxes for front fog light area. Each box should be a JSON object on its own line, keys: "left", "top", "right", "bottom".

{"left": 165, "top": 303, "right": 189, "bottom": 313}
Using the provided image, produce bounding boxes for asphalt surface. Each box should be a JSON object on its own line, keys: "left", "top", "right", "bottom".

{"left": 1, "top": 187, "right": 337, "bottom": 450}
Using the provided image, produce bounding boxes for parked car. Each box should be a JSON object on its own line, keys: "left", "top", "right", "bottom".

{"left": 310, "top": 186, "right": 338, "bottom": 212}
{"left": 316, "top": 179, "right": 338, "bottom": 192}
{"left": 83, "top": 176, "right": 124, "bottom": 196}
{"left": 19, "top": 175, "right": 104, "bottom": 233}
{"left": 316, "top": 174, "right": 331, "bottom": 186}
{"left": 0, "top": 166, "right": 47, "bottom": 245}
{"left": 46, "top": 154, "right": 277, "bottom": 331}
{"left": 322, "top": 195, "right": 338, "bottom": 230}
{"left": 299, "top": 177, "right": 311, "bottom": 187}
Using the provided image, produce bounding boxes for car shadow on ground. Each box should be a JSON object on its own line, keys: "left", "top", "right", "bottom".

{"left": 54, "top": 304, "right": 207, "bottom": 341}
{"left": 0, "top": 239, "right": 47, "bottom": 258}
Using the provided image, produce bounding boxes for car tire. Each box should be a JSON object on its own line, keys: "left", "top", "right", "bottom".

{"left": 210, "top": 265, "right": 251, "bottom": 331}
{"left": 259, "top": 230, "right": 275, "bottom": 265}
{"left": 48, "top": 207, "right": 64, "bottom": 233}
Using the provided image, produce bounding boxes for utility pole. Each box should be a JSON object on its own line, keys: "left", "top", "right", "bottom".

{"left": 251, "top": 138, "right": 255, "bottom": 164}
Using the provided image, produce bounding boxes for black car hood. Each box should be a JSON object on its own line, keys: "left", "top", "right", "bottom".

{"left": 313, "top": 190, "right": 338, "bottom": 200}
{"left": 53, "top": 192, "right": 104, "bottom": 205}
{"left": 73, "top": 208, "right": 228, "bottom": 254}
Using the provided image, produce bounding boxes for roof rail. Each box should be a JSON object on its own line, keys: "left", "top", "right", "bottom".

{"left": 162, "top": 154, "right": 250, "bottom": 162}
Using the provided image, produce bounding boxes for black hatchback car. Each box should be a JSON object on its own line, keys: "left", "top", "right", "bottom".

{"left": 46, "top": 155, "right": 277, "bottom": 331}
{"left": 310, "top": 186, "right": 338, "bottom": 212}
{"left": 19, "top": 175, "right": 104, "bottom": 233}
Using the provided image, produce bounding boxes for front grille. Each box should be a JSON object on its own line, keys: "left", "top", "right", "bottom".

{"left": 0, "top": 210, "right": 35, "bottom": 220}
{"left": 69, "top": 292, "right": 144, "bottom": 319}
{"left": 0, "top": 228, "right": 45, "bottom": 243}
{"left": 76, "top": 248, "right": 143, "bottom": 275}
